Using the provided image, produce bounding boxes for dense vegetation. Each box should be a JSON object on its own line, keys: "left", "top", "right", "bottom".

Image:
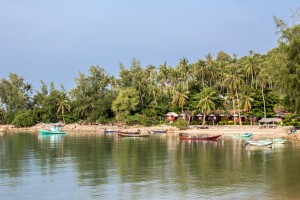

{"left": 1, "top": 18, "right": 300, "bottom": 127}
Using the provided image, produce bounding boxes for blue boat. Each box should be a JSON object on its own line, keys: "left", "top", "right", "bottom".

{"left": 39, "top": 125, "right": 66, "bottom": 135}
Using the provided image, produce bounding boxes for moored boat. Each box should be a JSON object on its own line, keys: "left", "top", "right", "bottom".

{"left": 117, "top": 132, "right": 150, "bottom": 137}
{"left": 244, "top": 140, "right": 273, "bottom": 148}
{"left": 151, "top": 130, "right": 167, "bottom": 134}
{"left": 240, "top": 132, "right": 254, "bottom": 139}
{"left": 272, "top": 137, "right": 286, "bottom": 144}
{"left": 118, "top": 130, "right": 141, "bottom": 135}
{"left": 179, "top": 133, "right": 222, "bottom": 141}
{"left": 104, "top": 129, "right": 120, "bottom": 134}
{"left": 39, "top": 125, "right": 66, "bottom": 135}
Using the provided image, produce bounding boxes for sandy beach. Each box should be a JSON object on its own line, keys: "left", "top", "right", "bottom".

{"left": 0, "top": 123, "right": 298, "bottom": 142}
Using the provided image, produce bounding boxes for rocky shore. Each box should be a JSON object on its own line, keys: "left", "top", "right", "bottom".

{"left": 0, "top": 123, "right": 298, "bottom": 142}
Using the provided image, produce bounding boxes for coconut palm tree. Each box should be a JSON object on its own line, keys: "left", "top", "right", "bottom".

{"left": 243, "top": 50, "right": 260, "bottom": 88}
{"left": 223, "top": 62, "right": 244, "bottom": 125}
{"left": 171, "top": 85, "right": 189, "bottom": 113}
{"left": 197, "top": 87, "right": 218, "bottom": 127}
{"left": 57, "top": 94, "right": 71, "bottom": 124}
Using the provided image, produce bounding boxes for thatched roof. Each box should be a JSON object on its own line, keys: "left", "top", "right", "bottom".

{"left": 258, "top": 118, "right": 282, "bottom": 123}
{"left": 165, "top": 112, "right": 179, "bottom": 117}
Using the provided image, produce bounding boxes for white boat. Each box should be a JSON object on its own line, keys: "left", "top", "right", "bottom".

{"left": 272, "top": 138, "right": 286, "bottom": 144}
{"left": 245, "top": 140, "right": 273, "bottom": 148}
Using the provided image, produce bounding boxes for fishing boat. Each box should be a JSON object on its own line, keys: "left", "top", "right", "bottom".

{"left": 179, "top": 133, "right": 222, "bottom": 141}
{"left": 244, "top": 140, "right": 273, "bottom": 148}
{"left": 272, "top": 138, "right": 286, "bottom": 144}
{"left": 150, "top": 130, "right": 167, "bottom": 134}
{"left": 117, "top": 132, "right": 150, "bottom": 138}
{"left": 103, "top": 129, "right": 119, "bottom": 134}
{"left": 39, "top": 125, "right": 66, "bottom": 135}
{"left": 118, "top": 130, "right": 141, "bottom": 135}
{"left": 240, "top": 132, "right": 254, "bottom": 139}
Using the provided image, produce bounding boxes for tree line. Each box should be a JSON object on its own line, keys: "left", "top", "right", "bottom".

{"left": 0, "top": 18, "right": 299, "bottom": 127}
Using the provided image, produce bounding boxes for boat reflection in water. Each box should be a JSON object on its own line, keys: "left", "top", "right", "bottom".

{"left": 38, "top": 134, "right": 65, "bottom": 147}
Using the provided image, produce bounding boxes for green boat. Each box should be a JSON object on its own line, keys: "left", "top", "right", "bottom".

{"left": 39, "top": 125, "right": 66, "bottom": 135}
{"left": 240, "top": 132, "right": 254, "bottom": 139}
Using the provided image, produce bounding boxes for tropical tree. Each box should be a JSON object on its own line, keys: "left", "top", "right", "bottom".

{"left": 197, "top": 87, "right": 218, "bottom": 127}
{"left": 0, "top": 73, "right": 33, "bottom": 122}
{"left": 111, "top": 87, "right": 140, "bottom": 121}
{"left": 171, "top": 85, "right": 189, "bottom": 113}
{"left": 223, "top": 60, "right": 244, "bottom": 125}
{"left": 271, "top": 17, "right": 300, "bottom": 113}
{"left": 70, "top": 66, "right": 113, "bottom": 122}
{"left": 57, "top": 94, "right": 71, "bottom": 124}
{"left": 243, "top": 50, "right": 260, "bottom": 88}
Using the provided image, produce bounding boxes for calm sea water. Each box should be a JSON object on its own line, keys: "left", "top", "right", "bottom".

{"left": 1, "top": 133, "right": 300, "bottom": 200}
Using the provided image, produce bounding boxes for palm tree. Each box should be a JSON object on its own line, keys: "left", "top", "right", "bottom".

{"left": 223, "top": 62, "right": 244, "bottom": 125}
{"left": 171, "top": 85, "right": 189, "bottom": 113}
{"left": 243, "top": 50, "right": 260, "bottom": 88}
{"left": 57, "top": 94, "right": 71, "bottom": 124}
{"left": 197, "top": 87, "right": 218, "bottom": 127}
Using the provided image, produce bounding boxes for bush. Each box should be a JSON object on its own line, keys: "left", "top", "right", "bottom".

{"left": 12, "top": 110, "right": 36, "bottom": 127}
{"left": 171, "top": 118, "right": 189, "bottom": 130}
{"left": 64, "top": 115, "right": 78, "bottom": 124}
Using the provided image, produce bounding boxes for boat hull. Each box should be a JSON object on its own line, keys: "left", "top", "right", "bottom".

{"left": 39, "top": 130, "right": 66, "bottom": 135}
{"left": 179, "top": 134, "right": 222, "bottom": 141}
{"left": 104, "top": 129, "right": 119, "bottom": 134}
{"left": 117, "top": 133, "right": 150, "bottom": 137}
{"left": 245, "top": 140, "right": 273, "bottom": 148}
{"left": 151, "top": 130, "right": 167, "bottom": 134}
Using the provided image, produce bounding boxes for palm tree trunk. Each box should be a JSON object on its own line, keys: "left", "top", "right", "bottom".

{"left": 202, "top": 113, "right": 206, "bottom": 127}
{"left": 233, "top": 98, "right": 236, "bottom": 126}
{"left": 236, "top": 91, "right": 242, "bottom": 126}
{"left": 261, "top": 85, "right": 266, "bottom": 118}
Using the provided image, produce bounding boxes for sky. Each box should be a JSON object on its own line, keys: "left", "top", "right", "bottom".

{"left": 1, "top": 0, "right": 299, "bottom": 90}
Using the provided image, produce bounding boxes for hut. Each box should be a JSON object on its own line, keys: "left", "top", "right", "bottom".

{"left": 195, "top": 113, "right": 203, "bottom": 124}
{"left": 207, "top": 113, "right": 217, "bottom": 125}
{"left": 258, "top": 118, "right": 282, "bottom": 128}
{"left": 165, "top": 112, "right": 179, "bottom": 123}
{"left": 218, "top": 113, "right": 227, "bottom": 122}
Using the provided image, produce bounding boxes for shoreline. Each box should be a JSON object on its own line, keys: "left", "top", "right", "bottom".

{"left": 0, "top": 123, "right": 298, "bottom": 141}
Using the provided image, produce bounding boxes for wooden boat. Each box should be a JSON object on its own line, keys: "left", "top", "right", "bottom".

{"left": 39, "top": 125, "right": 66, "bottom": 135}
{"left": 117, "top": 132, "right": 150, "bottom": 137}
{"left": 244, "top": 140, "right": 273, "bottom": 148}
{"left": 179, "top": 133, "right": 222, "bottom": 141}
{"left": 118, "top": 130, "right": 141, "bottom": 135}
{"left": 151, "top": 130, "right": 167, "bottom": 134}
{"left": 103, "top": 129, "right": 119, "bottom": 134}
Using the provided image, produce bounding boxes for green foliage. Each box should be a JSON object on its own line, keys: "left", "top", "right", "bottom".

{"left": 112, "top": 87, "right": 140, "bottom": 120}
{"left": 123, "top": 113, "right": 159, "bottom": 126}
{"left": 247, "top": 89, "right": 278, "bottom": 117}
{"left": 171, "top": 118, "right": 189, "bottom": 130}
{"left": 12, "top": 110, "right": 36, "bottom": 127}
{"left": 0, "top": 109, "right": 9, "bottom": 124}
{"left": 3, "top": 17, "right": 300, "bottom": 125}
{"left": 63, "top": 114, "right": 78, "bottom": 124}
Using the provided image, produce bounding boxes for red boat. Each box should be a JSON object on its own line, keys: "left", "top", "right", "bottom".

{"left": 179, "top": 133, "right": 222, "bottom": 141}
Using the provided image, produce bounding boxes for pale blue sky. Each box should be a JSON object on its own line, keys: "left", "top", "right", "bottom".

{"left": 1, "top": 1, "right": 299, "bottom": 90}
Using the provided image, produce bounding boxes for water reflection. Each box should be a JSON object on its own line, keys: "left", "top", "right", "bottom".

{"left": 0, "top": 134, "right": 300, "bottom": 199}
